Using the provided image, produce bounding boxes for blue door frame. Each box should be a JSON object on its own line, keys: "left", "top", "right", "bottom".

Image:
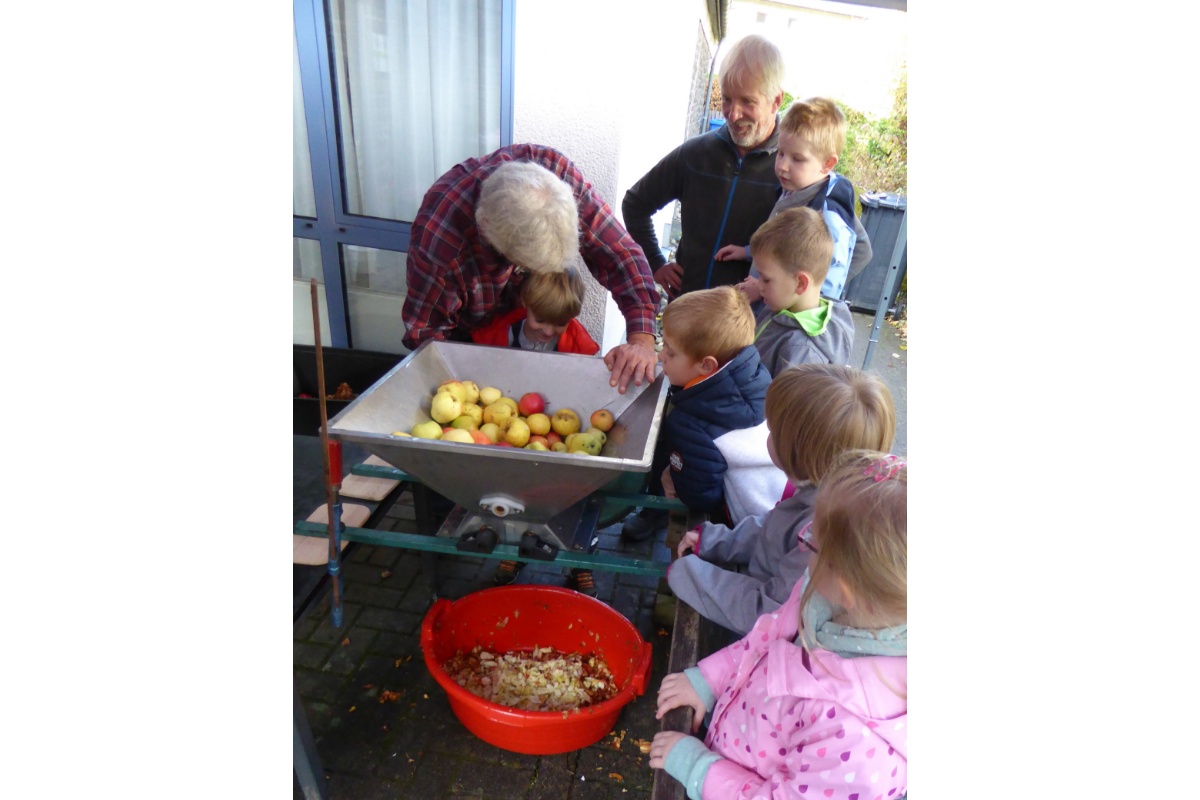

{"left": 293, "top": 0, "right": 515, "bottom": 348}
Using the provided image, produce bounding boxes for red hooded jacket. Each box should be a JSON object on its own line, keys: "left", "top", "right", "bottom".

{"left": 470, "top": 308, "right": 600, "bottom": 355}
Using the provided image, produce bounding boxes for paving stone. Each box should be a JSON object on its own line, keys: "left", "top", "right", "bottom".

{"left": 342, "top": 582, "right": 406, "bottom": 610}
{"left": 355, "top": 605, "right": 423, "bottom": 634}
{"left": 323, "top": 628, "right": 378, "bottom": 676}
{"left": 453, "top": 761, "right": 535, "bottom": 797}
{"left": 294, "top": 640, "right": 332, "bottom": 670}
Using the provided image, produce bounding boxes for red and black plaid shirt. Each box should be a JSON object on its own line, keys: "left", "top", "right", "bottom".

{"left": 401, "top": 144, "right": 659, "bottom": 350}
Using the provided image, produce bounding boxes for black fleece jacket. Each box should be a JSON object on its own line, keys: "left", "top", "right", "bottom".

{"left": 621, "top": 122, "right": 782, "bottom": 297}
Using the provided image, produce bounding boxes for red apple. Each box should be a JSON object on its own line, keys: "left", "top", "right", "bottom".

{"left": 527, "top": 434, "right": 550, "bottom": 448}
{"left": 518, "top": 392, "right": 545, "bottom": 417}
{"left": 589, "top": 408, "right": 614, "bottom": 432}
{"left": 545, "top": 431, "right": 562, "bottom": 445}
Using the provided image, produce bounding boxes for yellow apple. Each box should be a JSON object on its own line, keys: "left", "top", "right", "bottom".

{"left": 411, "top": 420, "right": 443, "bottom": 439}
{"left": 585, "top": 427, "right": 607, "bottom": 446}
{"left": 430, "top": 391, "right": 463, "bottom": 424}
{"left": 479, "top": 422, "right": 503, "bottom": 444}
{"left": 499, "top": 396, "right": 519, "bottom": 415}
{"left": 482, "top": 402, "right": 513, "bottom": 428}
{"left": 390, "top": 431, "right": 412, "bottom": 437}
{"left": 550, "top": 442, "right": 568, "bottom": 452}
{"left": 505, "top": 417, "right": 531, "bottom": 447}
{"left": 524, "top": 441, "right": 549, "bottom": 451}
{"left": 478, "top": 386, "right": 503, "bottom": 406}
{"left": 551, "top": 408, "right": 581, "bottom": 437}
{"left": 526, "top": 412, "right": 551, "bottom": 436}
{"left": 437, "top": 380, "right": 468, "bottom": 403}
{"left": 441, "top": 428, "right": 475, "bottom": 444}
{"left": 461, "top": 381, "right": 481, "bottom": 405}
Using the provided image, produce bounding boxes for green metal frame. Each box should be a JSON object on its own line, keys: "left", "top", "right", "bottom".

{"left": 296, "top": 463, "right": 688, "bottom": 578}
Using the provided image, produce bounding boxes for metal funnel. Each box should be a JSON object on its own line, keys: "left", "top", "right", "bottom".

{"left": 327, "top": 340, "right": 669, "bottom": 526}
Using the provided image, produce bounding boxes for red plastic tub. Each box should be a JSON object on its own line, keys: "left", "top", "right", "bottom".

{"left": 420, "top": 585, "right": 653, "bottom": 754}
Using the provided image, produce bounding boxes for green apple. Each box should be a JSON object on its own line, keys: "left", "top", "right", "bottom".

{"left": 479, "top": 422, "right": 503, "bottom": 444}
{"left": 411, "top": 420, "right": 443, "bottom": 439}
{"left": 460, "top": 402, "right": 484, "bottom": 427}
{"left": 585, "top": 427, "right": 607, "bottom": 446}
{"left": 565, "top": 432, "right": 601, "bottom": 456}
{"left": 450, "top": 415, "right": 478, "bottom": 431}
{"left": 524, "top": 441, "right": 549, "bottom": 451}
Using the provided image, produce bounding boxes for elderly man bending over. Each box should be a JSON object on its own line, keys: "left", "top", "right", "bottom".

{"left": 401, "top": 144, "right": 661, "bottom": 393}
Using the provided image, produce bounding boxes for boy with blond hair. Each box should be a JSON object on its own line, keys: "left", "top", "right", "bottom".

{"left": 620, "top": 286, "right": 772, "bottom": 541}
{"left": 748, "top": 206, "right": 855, "bottom": 375}
{"left": 717, "top": 97, "right": 873, "bottom": 302}
{"left": 471, "top": 266, "right": 600, "bottom": 355}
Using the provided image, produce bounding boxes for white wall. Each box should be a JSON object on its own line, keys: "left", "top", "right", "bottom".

{"left": 726, "top": 0, "right": 907, "bottom": 118}
{"left": 513, "top": 0, "right": 712, "bottom": 350}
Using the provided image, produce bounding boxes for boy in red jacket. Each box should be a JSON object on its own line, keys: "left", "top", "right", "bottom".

{"left": 472, "top": 266, "right": 601, "bottom": 594}
{"left": 471, "top": 266, "right": 599, "bottom": 355}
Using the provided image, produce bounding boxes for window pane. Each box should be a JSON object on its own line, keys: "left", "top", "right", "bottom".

{"left": 293, "top": 30, "right": 317, "bottom": 218}
{"left": 343, "top": 244, "right": 409, "bottom": 355}
{"left": 293, "top": 238, "right": 330, "bottom": 345}
{"left": 329, "top": 0, "right": 502, "bottom": 221}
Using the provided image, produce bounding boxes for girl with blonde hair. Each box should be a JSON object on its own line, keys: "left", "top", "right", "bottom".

{"left": 651, "top": 450, "right": 907, "bottom": 800}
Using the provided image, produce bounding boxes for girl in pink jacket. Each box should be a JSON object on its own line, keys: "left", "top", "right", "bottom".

{"left": 650, "top": 450, "right": 907, "bottom": 800}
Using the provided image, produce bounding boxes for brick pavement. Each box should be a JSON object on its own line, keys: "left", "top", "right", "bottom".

{"left": 294, "top": 491, "right": 677, "bottom": 800}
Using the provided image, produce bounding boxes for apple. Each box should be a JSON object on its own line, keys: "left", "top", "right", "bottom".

{"left": 551, "top": 442, "right": 568, "bottom": 452}
{"left": 566, "top": 432, "right": 602, "bottom": 456}
{"left": 479, "top": 422, "right": 503, "bottom": 444}
{"left": 411, "top": 420, "right": 443, "bottom": 439}
{"left": 461, "top": 381, "right": 481, "bottom": 405}
{"left": 499, "top": 396, "right": 519, "bottom": 415}
{"left": 437, "top": 380, "right": 468, "bottom": 403}
{"left": 430, "top": 391, "right": 463, "bottom": 424}
{"left": 551, "top": 408, "right": 581, "bottom": 437}
{"left": 482, "top": 402, "right": 513, "bottom": 428}
{"left": 450, "top": 415, "right": 478, "bottom": 431}
{"left": 390, "top": 431, "right": 412, "bottom": 437}
{"left": 524, "top": 441, "right": 549, "bottom": 451}
{"left": 495, "top": 441, "right": 516, "bottom": 447}
{"left": 469, "top": 429, "right": 493, "bottom": 445}
{"left": 526, "top": 412, "right": 551, "bottom": 436}
{"left": 460, "top": 402, "right": 484, "bottom": 427}
{"left": 545, "top": 431, "right": 562, "bottom": 446}
{"left": 527, "top": 434, "right": 550, "bottom": 448}
{"left": 505, "top": 417, "right": 531, "bottom": 447}
{"left": 585, "top": 427, "right": 607, "bottom": 446}
{"left": 589, "top": 408, "right": 614, "bottom": 432}
{"left": 478, "top": 386, "right": 503, "bottom": 407}
{"left": 518, "top": 392, "right": 546, "bottom": 416}
{"left": 441, "top": 428, "right": 475, "bottom": 444}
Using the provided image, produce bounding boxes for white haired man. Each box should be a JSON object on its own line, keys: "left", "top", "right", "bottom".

{"left": 622, "top": 34, "right": 785, "bottom": 301}
{"left": 402, "top": 144, "right": 661, "bottom": 394}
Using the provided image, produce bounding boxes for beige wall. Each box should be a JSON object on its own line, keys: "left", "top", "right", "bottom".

{"left": 513, "top": 0, "right": 713, "bottom": 350}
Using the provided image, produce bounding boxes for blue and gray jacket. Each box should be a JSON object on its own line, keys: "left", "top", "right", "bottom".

{"left": 770, "top": 172, "right": 862, "bottom": 300}
{"left": 651, "top": 346, "right": 772, "bottom": 514}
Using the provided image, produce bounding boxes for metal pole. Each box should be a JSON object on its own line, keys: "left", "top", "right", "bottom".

{"left": 294, "top": 687, "right": 329, "bottom": 800}
{"left": 862, "top": 209, "right": 907, "bottom": 371}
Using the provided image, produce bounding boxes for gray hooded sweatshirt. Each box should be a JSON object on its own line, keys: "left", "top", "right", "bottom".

{"left": 753, "top": 297, "right": 855, "bottom": 377}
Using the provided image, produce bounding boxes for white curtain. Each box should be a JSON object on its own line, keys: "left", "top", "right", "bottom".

{"left": 293, "top": 31, "right": 317, "bottom": 218}
{"left": 330, "top": 0, "right": 502, "bottom": 222}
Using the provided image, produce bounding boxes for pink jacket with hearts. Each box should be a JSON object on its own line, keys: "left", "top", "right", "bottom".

{"left": 695, "top": 580, "right": 907, "bottom": 800}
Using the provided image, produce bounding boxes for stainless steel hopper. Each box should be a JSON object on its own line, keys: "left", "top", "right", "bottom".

{"left": 326, "top": 340, "right": 669, "bottom": 552}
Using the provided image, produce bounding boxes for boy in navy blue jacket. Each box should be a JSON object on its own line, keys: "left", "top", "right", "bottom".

{"left": 621, "top": 286, "right": 772, "bottom": 541}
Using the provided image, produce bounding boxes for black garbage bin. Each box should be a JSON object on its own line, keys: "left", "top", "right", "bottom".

{"left": 846, "top": 193, "right": 907, "bottom": 313}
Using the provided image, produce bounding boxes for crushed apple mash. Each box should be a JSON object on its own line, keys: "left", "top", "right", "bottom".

{"left": 443, "top": 645, "right": 619, "bottom": 712}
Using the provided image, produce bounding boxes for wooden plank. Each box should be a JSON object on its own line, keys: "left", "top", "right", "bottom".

{"left": 651, "top": 507, "right": 709, "bottom": 800}
{"left": 293, "top": 503, "right": 371, "bottom": 565}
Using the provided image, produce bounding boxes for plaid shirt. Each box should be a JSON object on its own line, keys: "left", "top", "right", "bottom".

{"left": 401, "top": 144, "right": 659, "bottom": 350}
